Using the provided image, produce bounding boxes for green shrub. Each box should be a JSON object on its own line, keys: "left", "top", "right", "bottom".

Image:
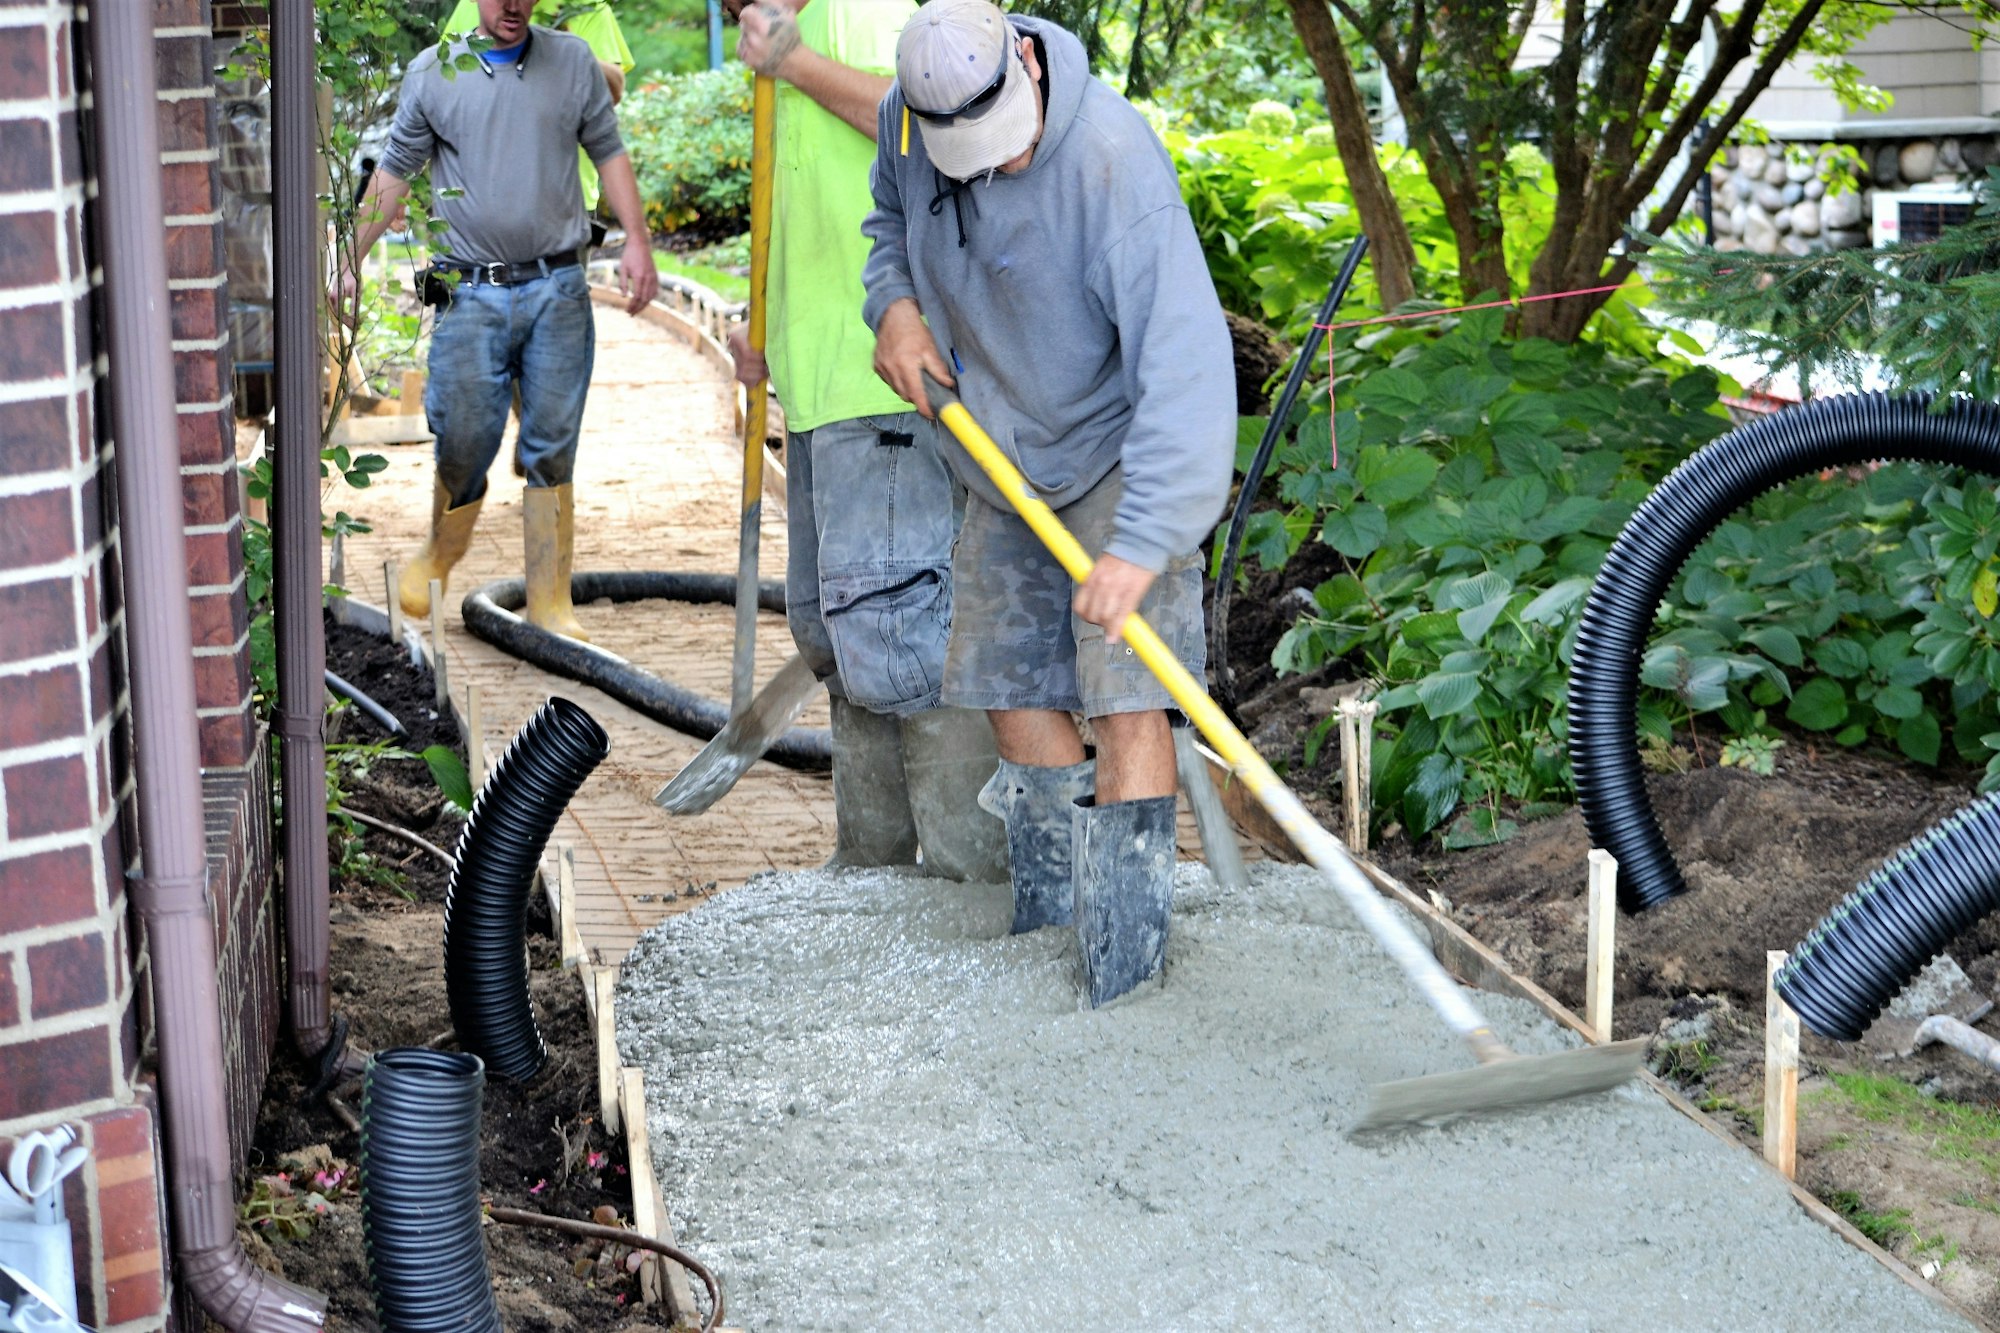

{"left": 1244, "top": 99, "right": 1296, "bottom": 136}
{"left": 1164, "top": 127, "right": 1560, "bottom": 342}
{"left": 1238, "top": 310, "right": 1732, "bottom": 839}
{"left": 622, "top": 68, "right": 754, "bottom": 236}
{"left": 1252, "top": 313, "right": 2000, "bottom": 839}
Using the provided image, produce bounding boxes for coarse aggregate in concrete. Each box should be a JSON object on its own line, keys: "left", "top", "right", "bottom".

{"left": 615, "top": 862, "right": 1974, "bottom": 1332}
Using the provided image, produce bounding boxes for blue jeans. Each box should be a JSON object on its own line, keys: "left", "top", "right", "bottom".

{"left": 785, "top": 412, "right": 960, "bottom": 716}
{"left": 424, "top": 265, "right": 594, "bottom": 506}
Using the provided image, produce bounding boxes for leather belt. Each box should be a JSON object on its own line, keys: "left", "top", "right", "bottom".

{"left": 440, "top": 251, "right": 582, "bottom": 286}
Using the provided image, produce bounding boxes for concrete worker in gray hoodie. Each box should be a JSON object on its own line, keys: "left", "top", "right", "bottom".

{"left": 860, "top": 0, "right": 1234, "bottom": 1006}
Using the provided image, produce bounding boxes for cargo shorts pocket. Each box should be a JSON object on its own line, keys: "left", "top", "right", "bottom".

{"left": 821, "top": 564, "right": 951, "bottom": 716}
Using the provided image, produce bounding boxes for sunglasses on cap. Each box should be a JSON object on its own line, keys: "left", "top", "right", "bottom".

{"left": 908, "top": 50, "right": 1008, "bottom": 125}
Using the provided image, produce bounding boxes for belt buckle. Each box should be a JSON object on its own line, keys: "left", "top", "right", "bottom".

{"left": 480, "top": 261, "right": 508, "bottom": 285}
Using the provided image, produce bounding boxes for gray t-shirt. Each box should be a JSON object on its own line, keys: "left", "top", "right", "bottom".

{"left": 380, "top": 25, "right": 626, "bottom": 265}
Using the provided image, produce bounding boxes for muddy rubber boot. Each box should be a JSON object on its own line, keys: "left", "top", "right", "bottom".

{"left": 523, "top": 484, "right": 589, "bottom": 642}
{"left": 902, "top": 708, "right": 1007, "bottom": 882}
{"left": 826, "top": 695, "right": 921, "bottom": 868}
{"left": 398, "top": 478, "right": 482, "bottom": 619}
{"left": 1072, "top": 794, "right": 1176, "bottom": 1007}
{"left": 977, "top": 758, "right": 1094, "bottom": 933}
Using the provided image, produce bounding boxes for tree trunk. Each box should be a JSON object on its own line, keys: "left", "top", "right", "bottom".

{"left": 1283, "top": 0, "right": 1417, "bottom": 310}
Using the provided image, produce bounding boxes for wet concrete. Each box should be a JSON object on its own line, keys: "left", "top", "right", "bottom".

{"left": 616, "top": 863, "right": 1973, "bottom": 1331}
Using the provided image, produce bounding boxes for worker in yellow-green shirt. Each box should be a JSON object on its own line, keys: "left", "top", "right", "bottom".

{"left": 724, "top": 0, "right": 1004, "bottom": 880}
{"left": 443, "top": 0, "right": 635, "bottom": 210}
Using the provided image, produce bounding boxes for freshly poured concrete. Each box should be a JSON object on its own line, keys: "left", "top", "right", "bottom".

{"left": 616, "top": 863, "right": 1972, "bottom": 1331}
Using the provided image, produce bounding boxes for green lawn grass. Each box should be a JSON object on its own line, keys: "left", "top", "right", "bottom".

{"left": 654, "top": 252, "right": 749, "bottom": 304}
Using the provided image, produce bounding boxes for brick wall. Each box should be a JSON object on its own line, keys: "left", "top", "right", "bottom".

{"left": 158, "top": 0, "right": 257, "bottom": 773}
{"left": 0, "top": 1, "right": 164, "bottom": 1326}
{"left": 2, "top": 0, "right": 284, "bottom": 1326}
{"left": 0, "top": 0, "right": 139, "bottom": 1146}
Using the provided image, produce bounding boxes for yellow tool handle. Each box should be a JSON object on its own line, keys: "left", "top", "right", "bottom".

{"left": 923, "top": 373, "right": 1508, "bottom": 1059}
{"left": 732, "top": 74, "right": 777, "bottom": 716}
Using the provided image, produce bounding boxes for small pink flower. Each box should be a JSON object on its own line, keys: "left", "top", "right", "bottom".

{"left": 586, "top": 1150, "right": 609, "bottom": 1171}
{"left": 614, "top": 1165, "right": 627, "bottom": 1176}
{"left": 529, "top": 1178, "right": 547, "bottom": 1196}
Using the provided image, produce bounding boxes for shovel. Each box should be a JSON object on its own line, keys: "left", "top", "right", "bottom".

{"left": 731, "top": 72, "right": 777, "bottom": 717}
{"left": 924, "top": 373, "right": 1646, "bottom": 1134}
{"left": 653, "top": 652, "right": 821, "bottom": 814}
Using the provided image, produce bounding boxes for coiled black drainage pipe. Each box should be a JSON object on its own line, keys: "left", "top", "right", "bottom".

{"left": 461, "top": 571, "right": 830, "bottom": 770}
{"left": 1568, "top": 392, "right": 2000, "bottom": 912}
{"left": 360, "top": 1048, "right": 501, "bottom": 1333}
{"left": 445, "top": 697, "right": 610, "bottom": 1081}
{"left": 1777, "top": 793, "right": 2000, "bottom": 1041}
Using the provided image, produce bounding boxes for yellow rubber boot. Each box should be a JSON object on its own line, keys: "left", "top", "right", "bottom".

{"left": 398, "top": 479, "right": 482, "bottom": 619}
{"left": 523, "top": 484, "right": 589, "bottom": 642}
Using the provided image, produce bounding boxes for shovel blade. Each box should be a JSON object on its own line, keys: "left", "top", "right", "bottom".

{"left": 1352, "top": 1037, "right": 1649, "bottom": 1136}
{"left": 653, "top": 654, "right": 819, "bottom": 815}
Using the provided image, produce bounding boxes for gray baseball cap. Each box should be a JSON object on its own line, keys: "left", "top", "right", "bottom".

{"left": 897, "top": 0, "right": 1038, "bottom": 180}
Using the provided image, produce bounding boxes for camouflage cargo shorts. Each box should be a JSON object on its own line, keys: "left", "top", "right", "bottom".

{"left": 942, "top": 466, "right": 1205, "bottom": 718}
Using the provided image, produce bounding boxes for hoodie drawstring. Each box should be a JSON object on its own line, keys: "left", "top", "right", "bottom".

{"left": 928, "top": 169, "right": 978, "bottom": 248}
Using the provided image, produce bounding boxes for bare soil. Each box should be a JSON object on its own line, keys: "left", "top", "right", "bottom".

{"left": 234, "top": 623, "right": 682, "bottom": 1332}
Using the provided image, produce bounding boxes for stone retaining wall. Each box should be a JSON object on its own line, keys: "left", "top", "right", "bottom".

{"left": 1707, "top": 134, "right": 1991, "bottom": 253}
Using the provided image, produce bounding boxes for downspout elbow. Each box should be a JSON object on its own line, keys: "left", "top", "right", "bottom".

{"left": 179, "top": 1245, "right": 328, "bottom": 1331}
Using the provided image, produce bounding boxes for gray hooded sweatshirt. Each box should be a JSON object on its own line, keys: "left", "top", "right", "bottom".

{"left": 859, "top": 17, "right": 1234, "bottom": 574}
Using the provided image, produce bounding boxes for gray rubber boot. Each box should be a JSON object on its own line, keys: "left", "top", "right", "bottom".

{"left": 1072, "top": 794, "right": 1177, "bottom": 1007}
{"left": 825, "top": 695, "right": 920, "bottom": 868}
{"left": 977, "top": 758, "right": 1095, "bottom": 933}
{"left": 901, "top": 708, "right": 1009, "bottom": 883}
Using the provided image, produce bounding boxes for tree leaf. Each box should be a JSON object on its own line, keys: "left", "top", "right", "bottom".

{"left": 1741, "top": 626, "right": 1803, "bottom": 667}
{"left": 1897, "top": 709, "right": 1942, "bottom": 766}
{"left": 1322, "top": 502, "right": 1387, "bottom": 558}
{"left": 1352, "top": 367, "right": 1428, "bottom": 418}
{"left": 1786, "top": 677, "right": 1849, "bottom": 731}
{"left": 422, "top": 745, "right": 475, "bottom": 813}
{"left": 1352, "top": 445, "right": 1439, "bottom": 507}
{"left": 1415, "top": 670, "right": 1482, "bottom": 719}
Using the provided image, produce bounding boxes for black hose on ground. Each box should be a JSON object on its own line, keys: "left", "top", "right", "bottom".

{"left": 324, "top": 668, "right": 406, "bottom": 737}
{"left": 1567, "top": 393, "right": 2000, "bottom": 912}
{"left": 461, "top": 571, "right": 830, "bottom": 770}
{"left": 445, "top": 697, "right": 610, "bottom": 1081}
{"left": 359, "top": 1048, "right": 501, "bottom": 1333}
{"left": 1776, "top": 792, "right": 2000, "bottom": 1040}
{"left": 1210, "top": 235, "right": 1370, "bottom": 720}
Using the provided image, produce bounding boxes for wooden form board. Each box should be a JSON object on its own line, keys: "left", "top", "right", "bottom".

{"left": 1195, "top": 746, "right": 1979, "bottom": 1326}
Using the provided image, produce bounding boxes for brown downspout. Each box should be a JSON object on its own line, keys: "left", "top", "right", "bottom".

{"left": 85, "top": 3, "right": 328, "bottom": 1328}
{"left": 271, "top": 0, "right": 335, "bottom": 1060}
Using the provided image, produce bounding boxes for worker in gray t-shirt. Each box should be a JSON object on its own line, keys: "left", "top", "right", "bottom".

{"left": 335, "top": 0, "right": 660, "bottom": 643}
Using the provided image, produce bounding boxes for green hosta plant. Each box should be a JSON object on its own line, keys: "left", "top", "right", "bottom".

{"left": 1253, "top": 311, "right": 1732, "bottom": 836}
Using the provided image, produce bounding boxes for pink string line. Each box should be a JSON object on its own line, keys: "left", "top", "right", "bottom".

{"left": 1314, "top": 281, "right": 1635, "bottom": 467}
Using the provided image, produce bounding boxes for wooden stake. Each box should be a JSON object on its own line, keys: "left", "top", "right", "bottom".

{"left": 619, "top": 1066, "right": 698, "bottom": 1317}
{"left": 399, "top": 369, "right": 424, "bottom": 414}
{"left": 384, "top": 560, "right": 402, "bottom": 642}
{"left": 594, "top": 966, "right": 621, "bottom": 1136}
{"left": 328, "top": 530, "right": 346, "bottom": 597}
{"left": 1765, "top": 949, "right": 1800, "bottom": 1179}
{"left": 1586, "top": 849, "right": 1618, "bottom": 1042}
{"left": 558, "top": 845, "right": 585, "bottom": 970}
{"left": 1338, "top": 699, "right": 1378, "bottom": 853}
{"left": 465, "top": 683, "right": 486, "bottom": 787}
{"left": 429, "top": 578, "right": 448, "bottom": 710}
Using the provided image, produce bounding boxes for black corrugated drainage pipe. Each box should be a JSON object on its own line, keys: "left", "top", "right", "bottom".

{"left": 1777, "top": 793, "right": 2000, "bottom": 1041}
{"left": 461, "top": 572, "right": 830, "bottom": 768}
{"left": 1568, "top": 393, "right": 2000, "bottom": 912}
{"left": 86, "top": 0, "right": 328, "bottom": 1325}
{"left": 445, "top": 699, "right": 611, "bottom": 1081}
{"left": 359, "top": 1049, "right": 501, "bottom": 1331}
{"left": 272, "top": 0, "right": 338, "bottom": 1061}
